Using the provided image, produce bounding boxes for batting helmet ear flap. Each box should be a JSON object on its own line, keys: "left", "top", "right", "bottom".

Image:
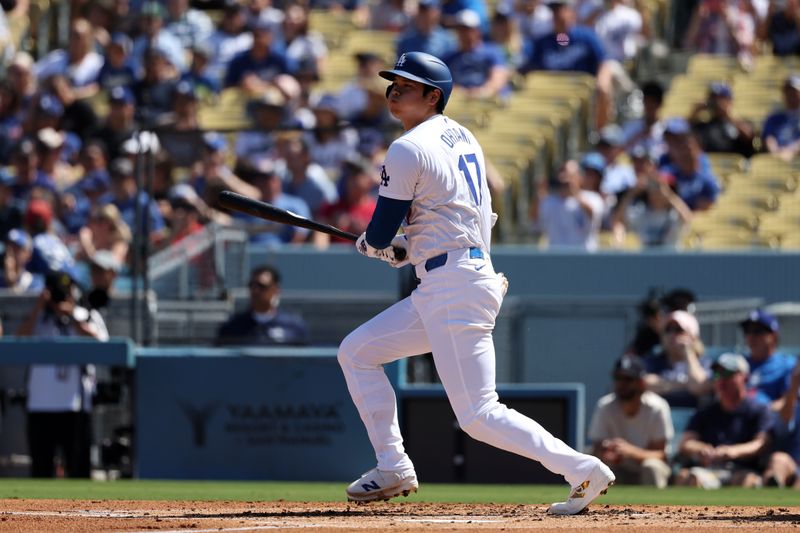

{"left": 385, "top": 83, "right": 395, "bottom": 99}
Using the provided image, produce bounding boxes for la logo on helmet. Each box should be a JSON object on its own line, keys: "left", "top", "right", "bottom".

{"left": 396, "top": 54, "right": 407, "bottom": 67}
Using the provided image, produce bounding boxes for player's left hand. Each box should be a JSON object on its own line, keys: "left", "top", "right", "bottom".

{"left": 356, "top": 232, "right": 409, "bottom": 268}
{"left": 497, "top": 272, "right": 509, "bottom": 297}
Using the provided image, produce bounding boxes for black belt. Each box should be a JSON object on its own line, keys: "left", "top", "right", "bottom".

{"left": 424, "top": 247, "right": 484, "bottom": 272}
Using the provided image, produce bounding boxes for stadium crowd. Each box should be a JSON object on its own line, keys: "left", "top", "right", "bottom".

{"left": 0, "top": 0, "right": 799, "bottom": 484}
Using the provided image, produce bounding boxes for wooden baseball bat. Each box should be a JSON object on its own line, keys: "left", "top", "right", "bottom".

{"left": 217, "top": 191, "right": 407, "bottom": 261}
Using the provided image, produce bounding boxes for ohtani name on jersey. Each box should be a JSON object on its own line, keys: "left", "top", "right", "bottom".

{"left": 440, "top": 127, "right": 471, "bottom": 148}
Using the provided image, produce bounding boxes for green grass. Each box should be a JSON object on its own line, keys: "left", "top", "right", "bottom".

{"left": 0, "top": 479, "right": 797, "bottom": 507}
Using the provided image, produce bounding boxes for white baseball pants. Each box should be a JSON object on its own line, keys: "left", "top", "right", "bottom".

{"left": 337, "top": 250, "right": 598, "bottom": 486}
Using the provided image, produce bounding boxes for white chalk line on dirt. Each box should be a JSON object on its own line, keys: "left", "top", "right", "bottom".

{"left": 400, "top": 518, "right": 507, "bottom": 523}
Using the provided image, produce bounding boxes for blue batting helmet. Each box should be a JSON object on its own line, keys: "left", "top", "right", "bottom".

{"left": 379, "top": 52, "right": 453, "bottom": 109}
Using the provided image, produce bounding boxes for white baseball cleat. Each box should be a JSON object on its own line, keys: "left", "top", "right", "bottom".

{"left": 346, "top": 467, "right": 419, "bottom": 503}
{"left": 547, "top": 462, "right": 615, "bottom": 515}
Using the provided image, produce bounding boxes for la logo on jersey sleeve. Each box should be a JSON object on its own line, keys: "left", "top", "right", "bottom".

{"left": 380, "top": 165, "right": 390, "bottom": 187}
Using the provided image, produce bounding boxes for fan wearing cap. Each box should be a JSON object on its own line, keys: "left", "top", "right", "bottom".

{"left": 621, "top": 81, "right": 666, "bottom": 159}
{"left": 688, "top": 82, "right": 755, "bottom": 158}
{"left": 1, "top": 229, "right": 44, "bottom": 293}
{"left": 91, "top": 86, "right": 138, "bottom": 162}
{"left": 105, "top": 157, "right": 167, "bottom": 241}
{"left": 131, "top": 1, "right": 187, "bottom": 73}
{"left": 195, "top": 131, "right": 261, "bottom": 203}
{"left": 657, "top": 118, "right": 720, "bottom": 212}
{"left": 675, "top": 353, "right": 773, "bottom": 489}
{"left": 224, "top": 15, "right": 297, "bottom": 100}
{"left": 442, "top": 9, "right": 510, "bottom": 100}
{"left": 334, "top": 53, "right": 388, "bottom": 122}
{"left": 642, "top": 310, "right": 713, "bottom": 408}
{"left": 205, "top": 0, "right": 254, "bottom": 85}
{"left": 611, "top": 145, "right": 692, "bottom": 249}
{"left": 763, "top": 0, "right": 800, "bottom": 58}
{"left": 304, "top": 93, "right": 360, "bottom": 179}
{"left": 518, "top": 0, "right": 614, "bottom": 128}
{"left": 588, "top": 355, "right": 673, "bottom": 488}
{"left": 594, "top": 124, "right": 636, "bottom": 197}
{"left": 15, "top": 270, "right": 108, "bottom": 479}
{"left": 24, "top": 197, "right": 77, "bottom": 276}
{"left": 132, "top": 45, "right": 181, "bottom": 126}
{"left": 397, "top": 0, "right": 457, "bottom": 59}
{"left": 277, "top": 135, "right": 338, "bottom": 218}
{"left": 282, "top": 4, "right": 328, "bottom": 76}
{"left": 96, "top": 33, "right": 137, "bottom": 93}
{"left": 9, "top": 139, "right": 56, "bottom": 202}
{"left": 234, "top": 90, "right": 288, "bottom": 173}
{"left": 180, "top": 43, "right": 222, "bottom": 99}
{"left": 740, "top": 309, "right": 798, "bottom": 411}
{"left": 762, "top": 74, "right": 800, "bottom": 162}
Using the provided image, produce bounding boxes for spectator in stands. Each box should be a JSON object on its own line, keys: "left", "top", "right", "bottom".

{"left": 0, "top": 80, "right": 25, "bottom": 164}
{"left": 156, "top": 81, "right": 204, "bottom": 167}
{"left": 133, "top": 46, "right": 180, "bottom": 127}
{"left": 283, "top": 4, "right": 328, "bottom": 74}
{"left": 643, "top": 309, "right": 712, "bottom": 408}
{"left": 164, "top": 184, "right": 207, "bottom": 246}
{"left": 246, "top": 0, "right": 286, "bottom": 32}
{"left": 25, "top": 197, "right": 75, "bottom": 276}
{"left": 164, "top": 0, "right": 214, "bottom": 49}
{"left": 7, "top": 52, "right": 37, "bottom": 108}
{"left": 625, "top": 289, "right": 665, "bottom": 357}
{"left": 518, "top": 0, "right": 614, "bottom": 128}
{"left": 760, "top": 0, "right": 800, "bottom": 57}
{"left": 589, "top": 355, "right": 673, "bottom": 488}
{"left": 216, "top": 264, "right": 309, "bottom": 346}
{"left": 444, "top": 9, "right": 511, "bottom": 100}
{"left": 440, "top": 0, "right": 490, "bottom": 31}
{"left": 180, "top": 43, "right": 221, "bottom": 100}
{"left": 105, "top": 157, "right": 166, "bottom": 243}
{"left": 194, "top": 132, "right": 262, "bottom": 204}
{"left": 35, "top": 128, "right": 75, "bottom": 191}
{"left": 594, "top": 0, "right": 647, "bottom": 64}
{"left": 622, "top": 81, "right": 666, "bottom": 159}
{"left": 92, "top": 87, "right": 138, "bottom": 163}
{"left": 740, "top": 309, "right": 797, "bottom": 411}
{"left": 675, "top": 353, "right": 773, "bottom": 489}
{"left": 132, "top": 1, "right": 186, "bottom": 73}
{"left": 489, "top": 10, "right": 525, "bottom": 69}
{"left": 16, "top": 270, "right": 107, "bottom": 478}
{"left": 59, "top": 140, "right": 111, "bottom": 235}
{"left": 77, "top": 203, "right": 131, "bottom": 267}
{"left": 534, "top": 159, "right": 604, "bottom": 251}
{"left": 595, "top": 124, "right": 636, "bottom": 198}
{"left": 762, "top": 362, "right": 800, "bottom": 488}
{"left": 370, "top": 0, "right": 413, "bottom": 31}
{"left": 9, "top": 138, "right": 55, "bottom": 201}
{"left": 396, "top": 0, "right": 457, "bottom": 59}
{"left": 661, "top": 287, "right": 697, "bottom": 314}
{"left": 304, "top": 94, "right": 359, "bottom": 178}
{"left": 689, "top": 82, "right": 755, "bottom": 158}
{"left": 315, "top": 155, "right": 378, "bottom": 246}
{"left": 336, "top": 52, "right": 388, "bottom": 122}
{"left": 224, "top": 17, "right": 298, "bottom": 101}
{"left": 684, "top": 0, "right": 756, "bottom": 70}
{"left": 658, "top": 121, "right": 720, "bottom": 211}
{"left": 578, "top": 151, "right": 612, "bottom": 225}
{"left": 34, "top": 18, "right": 103, "bottom": 101}
{"left": 235, "top": 90, "right": 286, "bottom": 174}
{"left": 96, "top": 33, "right": 138, "bottom": 93}
{"left": 279, "top": 136, "right": 338, "bottom": 217}
{"left": 0, "top": 229, "right": 43, "bottom": 293}
{"left": 239, "top": 164, "right": 311, "bottom": 246}
{"left": 612, "top": 146, "right": 692, "bottom": 249}
{"left": 206, "top": 0, "right": 253, "bottom": 84}
{"left": 0, "top": 169, "right": 22, "bottom": 238}
{"left": 499, "top": 0, "right": 552, "bottom": 42}
{"left": 762, "top": 74, "right": 800, "bottom": 162}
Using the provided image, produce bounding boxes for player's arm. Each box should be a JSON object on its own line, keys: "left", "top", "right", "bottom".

{"left": 365, "top": 197, "right": 412, "bottom": 249}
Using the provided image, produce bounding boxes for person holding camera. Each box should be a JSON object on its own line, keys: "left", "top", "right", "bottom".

{"left": 612, "top": 146, "right": 692, "bottom": 249}
{"left": 534, "top": 159, "right": 605, "bottom": 251}
{"left": 15, "top": 271, "right": 108, "bottom": 478}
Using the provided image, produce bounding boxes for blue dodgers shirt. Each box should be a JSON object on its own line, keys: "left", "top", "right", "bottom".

{"left": 685, "top": 397, "right": 774, "bottom": 469}
{"left": 444, "top": 43, "right": 507, "bottom": 89}
{"left": 660, "top": 162, "right": 720, "bottom": 210}
{"left": 746, "top": 352, "right": 797, "bottom": 406}
{"left": 397, "top": 27, "right": 457, "bottom": 59}
{"left": 762, "top": 110, "right": 800, "bottom": 148}
{"left": 224, "top": 50, "right": 296, "bottom": 87}
{"left": 520, "top": 25, "right": 606, "bottom": 76}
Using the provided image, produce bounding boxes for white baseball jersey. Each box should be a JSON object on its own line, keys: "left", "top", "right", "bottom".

{"left": 379, "top": 114, "right": 493, "bottom": 265}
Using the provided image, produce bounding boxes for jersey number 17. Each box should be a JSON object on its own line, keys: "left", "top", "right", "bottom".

{"left": 458, "top": 153, "right": 483, "bottom": 206}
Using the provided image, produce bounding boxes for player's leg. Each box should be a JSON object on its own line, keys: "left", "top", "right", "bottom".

{"left": 413, "top": 265, "right": 613, "bottom": 514}
{"left": 337, "top": 295, "right": 430, "bottom": 502}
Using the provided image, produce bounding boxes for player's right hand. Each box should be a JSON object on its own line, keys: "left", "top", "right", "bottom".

{"left": 356, "top": 232, "right": 408, "bottom": 268}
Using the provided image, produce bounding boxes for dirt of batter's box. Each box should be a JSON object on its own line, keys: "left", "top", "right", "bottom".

{"left": 0, "top": 499, "right": 799, "bottom": 532}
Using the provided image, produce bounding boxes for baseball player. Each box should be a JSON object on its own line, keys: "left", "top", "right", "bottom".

{"left": 338, "top": 51, "right": 615, "bottom": 514}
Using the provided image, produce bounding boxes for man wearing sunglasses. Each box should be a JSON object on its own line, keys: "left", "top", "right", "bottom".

{"left": 589, "top": 355, "right": 673, "bottom": 487}
{"left": 675, "top": 353, "right": 773, "bottom": 489}
{"left": 216, "top": 265, "right": 309, "bottom": 346}
{"left": 740, "top": 309, "right": 797, "bottom": 412}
